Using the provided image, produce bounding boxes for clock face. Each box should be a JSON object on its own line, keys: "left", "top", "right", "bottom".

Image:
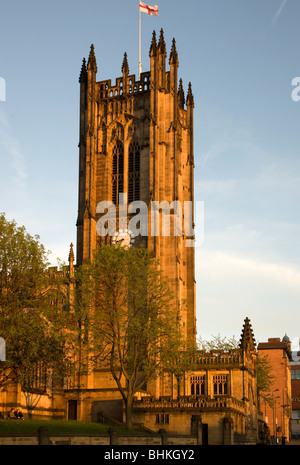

{"left": 112, "top": 228, "right": 136, "bottom": 247}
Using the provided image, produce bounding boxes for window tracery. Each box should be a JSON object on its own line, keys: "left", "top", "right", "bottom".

{"left": 128, "top": 141, "right": 140, "bottom": 203}
{"left": 190, "top": 375, "right": 206, "bottom": 395}
{"left": 213, "top": 374, "right": 228, "bottom": 395}
{"left": 112, "top": 141, "right": 124, "bottom": 205}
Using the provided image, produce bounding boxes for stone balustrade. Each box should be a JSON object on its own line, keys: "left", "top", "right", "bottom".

{"left": 133, "top": 395, "right": 246, "bottom": 414}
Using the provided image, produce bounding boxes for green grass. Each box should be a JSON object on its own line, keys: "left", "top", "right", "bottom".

{"left": 0, "top": 419, "right": 144, "bottom": 435}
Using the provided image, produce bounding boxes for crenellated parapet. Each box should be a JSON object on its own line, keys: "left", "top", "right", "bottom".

{"left": 79, "top": 30, "right": 193, "bottom": 114}
{"left": 193, "top": 349, "right": 242, "bottom": 367}
{"left": 98, "top": 72, "right": 151, "bottom": 100}
{"left": 173, "top": 347, "right": 255, "bottom": 371}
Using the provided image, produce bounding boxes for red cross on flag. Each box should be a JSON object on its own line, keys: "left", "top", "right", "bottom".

{"left": 139, "top": 1, "right": 159, "bottom": 16}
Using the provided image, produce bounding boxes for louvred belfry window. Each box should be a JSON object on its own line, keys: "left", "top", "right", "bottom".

{"left": 112, "top": 141, "right": 124, "bottom": 205}
{"left": 128, "top": 141, "right": 140, "bottom": 203}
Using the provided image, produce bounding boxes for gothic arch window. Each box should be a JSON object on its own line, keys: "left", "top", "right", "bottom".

{"left": 213, "top": 374, "right": 228, "bottom": 395}
{"left": 190, "top": 375, "right": 206, "bottom": 396}
{"left": 112, "top": 141, "right": 124, "bottom": 205}
{"left": 22, "top": 363, "right": 47, "bottom": 393}
{"left": 100, "top": 123, "right": 107, "bottom": 154}
{"left": 128, "top": 141, "right": 140, "bottom": 203}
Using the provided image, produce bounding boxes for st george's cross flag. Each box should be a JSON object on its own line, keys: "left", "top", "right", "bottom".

{"left": 139, "top": 1, "right": 159, "bottom": 16}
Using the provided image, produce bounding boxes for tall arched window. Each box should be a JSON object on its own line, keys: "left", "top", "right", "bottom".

{"left": 128, "top": 141, "right": 140, "bottom": 203}
{"left": 112, "top": 141, "right": 124, "bottom": 205}
{"left": 213, "top": 374, "right": 228, "bottom": 395}
{"left": 190, "top": 375, "right": 206, "bottom": 396}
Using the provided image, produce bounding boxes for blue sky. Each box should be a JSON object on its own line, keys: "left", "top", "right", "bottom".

{"left": 0, "top": 0, "right": 300, "bottom": 346}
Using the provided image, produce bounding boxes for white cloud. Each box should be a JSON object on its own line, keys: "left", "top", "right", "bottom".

{"left": 197, "top": 249, "right": 300, "bottom": 289}
{"left": 195, "top": 247, "right": 300, "bottom": 343}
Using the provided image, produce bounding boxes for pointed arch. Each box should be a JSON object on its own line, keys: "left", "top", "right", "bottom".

{"left": 128, "top": 140, "right": 140, "bottom": 203}
{"left": 112, "top": 140, "right": 124, "bottom": 205}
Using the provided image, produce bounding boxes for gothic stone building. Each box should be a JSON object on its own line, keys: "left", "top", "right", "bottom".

{"left": 0, "top": 31, "right": 262, "bottom": 445}
{"left": 77, "top": 31, "right": 196, "bottom": 342}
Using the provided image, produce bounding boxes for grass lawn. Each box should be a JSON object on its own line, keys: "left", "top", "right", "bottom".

{"left": 0, "top": 419, "right": 144, "bottom": 435}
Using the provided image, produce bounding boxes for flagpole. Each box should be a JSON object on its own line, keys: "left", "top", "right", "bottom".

{"left": 139, "top": 2, "right": 159, "bottom": 79}
{"left": 139, "top": 2, "right": 142, "bottom": 80}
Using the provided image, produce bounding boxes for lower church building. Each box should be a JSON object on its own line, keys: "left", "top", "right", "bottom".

{"left": 132, "top": 316, "right": 260, "bottom": 444}
{"left": 0, "top": 33, "right": 266, "bottom": 445}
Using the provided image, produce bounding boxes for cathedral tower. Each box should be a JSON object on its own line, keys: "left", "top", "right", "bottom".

{"left": 76, "top": 31, "right": 196, "bottom": 341}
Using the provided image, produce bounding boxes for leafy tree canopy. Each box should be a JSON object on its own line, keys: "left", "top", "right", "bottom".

{"left": 76, "top": 244, "right": 187, "bottom": 428}
{"left": 0, "top": 213, "right": 74, "bottom": 389}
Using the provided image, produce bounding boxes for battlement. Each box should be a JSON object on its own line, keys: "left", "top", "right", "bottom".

{"left": 47, "top": 265, "right": 74, "bottom": 279}
{"left": 194, "top": 349, "right": 242, "bottom": 366}
{"left": 98, "top": 71, "right": 151, "bottom": 100}
{"left": 79, "top": 29, "right": 193, "bottom": 113}
{"left": 46, "top": 244, "right": 76, "bottom": 280}
{"left": 173, "top": 349, "right": 244, "bottom": 370}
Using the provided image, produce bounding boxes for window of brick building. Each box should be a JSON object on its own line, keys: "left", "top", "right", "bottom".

{"left": 291, "top": 370, "right": 300, "bottom": 380}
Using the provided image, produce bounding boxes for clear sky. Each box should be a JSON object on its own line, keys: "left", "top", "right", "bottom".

{"left": 0, "top": 0, "right": 300, "bottom": 347}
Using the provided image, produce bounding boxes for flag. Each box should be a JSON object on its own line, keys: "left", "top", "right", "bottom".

{"left": 139, "top": 1, "right": 159, "bottom": 16}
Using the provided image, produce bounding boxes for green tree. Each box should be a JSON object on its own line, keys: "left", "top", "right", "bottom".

{"left": 0, "top": 213, "right": 74, "bottom": 393}
{"left": 77, "top": 244, "right": 186, "bottom": 429}
{"left": 256, "top": 353, "right": 275, "bottom": 407}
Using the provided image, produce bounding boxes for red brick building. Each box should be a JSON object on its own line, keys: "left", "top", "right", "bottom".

{"left": 257, "top": 336, "right": 292, "bottom": 444}
{"left": 290, "top": 339, "right": 300, "bottom": 439}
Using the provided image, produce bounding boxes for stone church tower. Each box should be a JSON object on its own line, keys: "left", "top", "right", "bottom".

{"left": 0, "top": 34, "right": 262, "bottom": 443}
{"left": 76, "top": 30, "right": 196, "bottom": 341}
